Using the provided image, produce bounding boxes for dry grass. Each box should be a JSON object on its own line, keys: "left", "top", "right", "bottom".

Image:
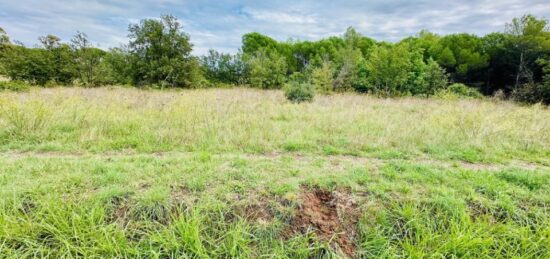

{"left": 0, "top": 87, "right": 548, "bottom": 163}
{"left": 1, "top": 86, "right": 550, "bottom": 258}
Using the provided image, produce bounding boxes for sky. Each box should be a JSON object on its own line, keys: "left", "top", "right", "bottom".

{"left": 0, "top": 0, "right": 549, "bottom": 55}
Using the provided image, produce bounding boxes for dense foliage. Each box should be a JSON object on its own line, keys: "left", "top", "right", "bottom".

{"left": 127, "top": 15, "right": 202, "bottom": 88}
{"left": 284, "top": 81, "right": 315, "bottom": 103}
{"left": 0, "top": 80, "right": 30, "bottom": 91}
{"left": 1, "top": 14, "right": 549, "bottom": 103}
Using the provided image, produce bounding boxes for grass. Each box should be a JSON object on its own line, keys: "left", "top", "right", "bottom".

{"left": 0, "top": 87, "right": 549, "bottom": 257}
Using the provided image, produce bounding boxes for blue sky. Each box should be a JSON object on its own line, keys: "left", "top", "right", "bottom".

{"left": 0, "top": 0, "right": 548, "bottom": 54}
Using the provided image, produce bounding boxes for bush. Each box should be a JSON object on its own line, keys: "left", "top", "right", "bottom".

{"left": 0, "top": 80, "right": 30, "bottom": 91}
{"left": 246, "top": 48, "right": 287, "bottom": 89}
{"left": 436, "top": 83, "right": 483, "bottom": 99}
{"left": 511, "top": 83, "right": 550, "bottom": 104}
{"left": 284, "top": 81, "right": 315, "bottom": 103}
{"left": 311, "top": 60, "right": 335, "bottom": 94}
{"left": 420, "top": 59, "right": 449, "bottom": 96}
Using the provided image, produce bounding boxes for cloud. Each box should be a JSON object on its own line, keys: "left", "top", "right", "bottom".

{"left": 242, "top": 8, "right": 317, "bottom": 24}
{"left": 0, "top": 0, "right": 548, "bottom": 54}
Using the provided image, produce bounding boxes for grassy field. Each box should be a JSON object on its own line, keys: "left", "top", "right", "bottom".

{"left": 0, "top": 87, "right": 549, "bottom": 258}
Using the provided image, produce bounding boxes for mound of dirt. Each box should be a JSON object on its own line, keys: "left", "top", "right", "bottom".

{"left": 287, "top": 187, "right": 359, "bottom": 257}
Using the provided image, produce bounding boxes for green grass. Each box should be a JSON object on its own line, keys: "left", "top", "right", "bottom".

{"left": 0, "top": 87, "right": 549, "bottom": 258}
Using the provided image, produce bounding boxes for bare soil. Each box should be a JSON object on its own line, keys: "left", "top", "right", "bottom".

{"left": 286, "top": 186, "right": 359, "bottom": 257}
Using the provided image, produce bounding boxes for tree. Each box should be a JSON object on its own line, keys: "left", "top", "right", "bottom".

{"left": 128, "top": 15, "right": 201, "bottom": 87}
{"left": 436, "top": 34, "right": 489, "bottom": 83}
{"left": 2, "top": 46, "right": 54, "bottom": 85}
{"left": 245, "top": 48, "right": 287, "bottom": 89}
{"left": 342, "top": 27, "right": 375, "bottom": 56}
{"left": 333, "top": 45, "right": 363, "bottom": 91}
{"left": 71, "top": 32, "right": 105, "bottom": 86}
{"left": 505, "top": 15, "right": 550, "bottom": 89}
{"left": 201, "top": 49, "right": 247, "bottom": 85}
{"left": 538, "top": 58, "right": 550, "bottom": 104}
{"left": 311, "top": 58, "right": 334, "bottom": 93}
{"left": 0, "top": 27, "right": 10, "bottom": 45}
{"left": 437, "top": 47, "right": 456, "bottom": 67}
{"left": 409, "top": 30, "right": 442, "bottom": 60}
{"left": 39, "top": 34, "right": 61, "bottom": 50}
{"left": 37, "top": 34, "right": 76, "bottom": 84}
{"left": 421, "top": 59, "right": 449, "bottom": 96}
{"left": 102, "top": 47, "right": 132, "bottom": 85}
{"left": 0, "top": 27, "right": 10, "bottom": 75}
{"left": 365, "top": 43, "right": 411, "bottom": 95}
{"left": 332, "top": 29, "right": 365, "bottom": 91}
{"left": 241, "top": 33, "right": 279, "bottom": 55}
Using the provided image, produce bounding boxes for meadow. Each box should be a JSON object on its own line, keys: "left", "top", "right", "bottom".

{"left": 0, "top": 87, "right": 549, "bottom": 258}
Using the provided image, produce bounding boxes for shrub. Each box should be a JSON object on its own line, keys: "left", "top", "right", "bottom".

{"left": 420, "top": 59, "right": 449, "bottom": 96}
{"left": 511, "top": 83, "right": 550, "bottom": 104}
{"left": 436, "top": 83, "right": 483, "bottom": 99}
{"left": 365, "top": 43, "right": 411, "bottom": 95}
{"left": 284, "top": 81, "right": 315, "bottom": 103}
{"left": 246, "top": 48, "right": 287, "bottom": 89}
{"left": 512, "top": 59, "right": 550, "bottom": 104}
{"left": 0, "top": 80, "right": 30, "bottom": 91}
{"left": 311, "top": 59, "right": 335, "bottom": 94}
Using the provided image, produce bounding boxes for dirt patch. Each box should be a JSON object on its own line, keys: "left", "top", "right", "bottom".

{"left": 467, "top": 200, "right": 492, "bottom": 219}
{"left": 108, "top": 195, "right": 131, "bottom": 225}
{"left": 286, "top": 187, "right": 359, "bottom": 257}
{"left": 244, "top": 202, "right": 275, "bottom": 223}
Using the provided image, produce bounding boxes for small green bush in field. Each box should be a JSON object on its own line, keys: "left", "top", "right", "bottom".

{"left": 436, "top": 83, "right": 483, "bottom": 99}
{"left": 0, "top": 81, "right": 30, "bottom": 92}
{"left": 284, "top": 81, "right": 315, "bottom": 103}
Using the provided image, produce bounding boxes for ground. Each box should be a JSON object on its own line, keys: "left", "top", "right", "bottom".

{"left": 0, "top": 87, "right": 549, "bottom": 258}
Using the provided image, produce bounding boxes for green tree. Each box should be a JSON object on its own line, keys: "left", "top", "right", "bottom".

{"left": 38, "top": 34, "right": 76, "bottom": 84}
{"left": 0, "top": 27, "right": 11, "bottom": 45}
{"left": 2, "top": 46, "right": 54, "bottom": 85}
{"left": 437, "top": 47, "right": 456, "bottom": 67}
{"left": 245, "top": 48, "right": 287, "bottom": 89}
{"left": 311, "top": 58, "right": 334, "bottom": 93}
{"left": 201, "top": 49, "right": 247, "bottom": 85}
{"left": 241, "top": 32, "right": 279, "bottom": 55}
{"left": 333, "top": 46, "right": 363, "bottom": 91}
{"left": 0, "top": 27, "right": 11, "bottom": 75}
{"left": 421, "top": 59, "right": 449, "bottom": 96}
{"left": 436, "top": 33, "right": 489, "bottom": 82}
{"left": 71, "top": 32, "right": 106, "bottom": 86}
{"left": 101, "top": 47, "right": 132, "bottom": 85}
{"left": 332, "top": 29, "right": 365, "bottom": 91}
{"left": 128, "top": 15, "right": 202, "bottom": 87}
{"left": 365, "top": 43, "right": 411, "bottom": 95}
{"left": 505, "top": 14, "right": 550, "bottom": 89}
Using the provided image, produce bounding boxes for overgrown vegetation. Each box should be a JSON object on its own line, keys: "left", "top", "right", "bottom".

{"left": 0, "top": 87, "right": 549, "bottom": 257}
{"left": 0, "top": 80, "right": 29, "bottom": 91}
{"left": 1, "top": 14, "right": 549, "bottom": 103}
{"left": 284, "top": 81, "right": 315, "bottom": 103}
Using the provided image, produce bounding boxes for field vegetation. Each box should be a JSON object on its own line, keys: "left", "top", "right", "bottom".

{"left": 0, "top": 87, "right": 549, "bottom": 257}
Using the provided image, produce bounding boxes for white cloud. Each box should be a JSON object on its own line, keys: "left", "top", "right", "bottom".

{"left": 0, "top": 0, "right": 548, "bottom": 54}
{"left": 244, "top": 9, "right": 317, "bottom": 24}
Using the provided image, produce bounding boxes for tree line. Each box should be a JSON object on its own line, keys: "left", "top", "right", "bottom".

{"left": 0, "top": 14, "right": 549, "bottom": 103}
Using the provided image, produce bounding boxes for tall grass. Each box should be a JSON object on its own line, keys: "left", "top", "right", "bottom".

{"left": 0, "top": 87, "right": 549, "bottom": 257}
{"left": 0, "top": 87, "right": 548, "bottom": 163}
